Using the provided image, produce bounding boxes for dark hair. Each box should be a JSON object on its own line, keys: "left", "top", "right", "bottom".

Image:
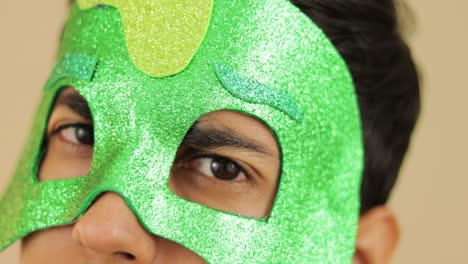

{"left": 291, "top": 0, "right": 421, "bottom": 214}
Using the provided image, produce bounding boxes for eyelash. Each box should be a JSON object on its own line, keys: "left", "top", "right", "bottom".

{"left": 47, "top": 125, "right": 253, "bottom": 182}
{"left": 49, "top": 123, "right": 94, "bottom": 146}
{"left": 182, "top": 147, "right": 253, "bottom": 182}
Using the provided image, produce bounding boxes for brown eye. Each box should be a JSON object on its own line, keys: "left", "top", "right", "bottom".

{"left": 56, "top": 124, "right": 94, "bottom": 145}
{"left": 168, "top": 110, "right": 281, "bottom": 219}
{"left": 210, "top": 156, "right": 242, "bottom": 181}
{"left": 193, "top": 156, "right": 247, "bottom": 181}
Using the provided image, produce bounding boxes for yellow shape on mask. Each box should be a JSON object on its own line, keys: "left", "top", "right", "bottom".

{"left": 77, "top": 0, "right": 213, "bottom": 77}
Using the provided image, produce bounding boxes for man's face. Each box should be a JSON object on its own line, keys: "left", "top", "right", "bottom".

{"left": 0, "top": 1, "right": 363, "bottom": 262}
{"left": 21, "top": 87, "right": 280, "bottom": 262}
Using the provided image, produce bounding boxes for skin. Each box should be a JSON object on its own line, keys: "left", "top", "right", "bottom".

{"left": 21, "top": 88, "right": 399, "bottom": 263}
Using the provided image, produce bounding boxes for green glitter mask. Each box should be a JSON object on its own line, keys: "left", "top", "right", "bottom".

{"left": 0, "top": 1, "right": 363, "bottom": 262}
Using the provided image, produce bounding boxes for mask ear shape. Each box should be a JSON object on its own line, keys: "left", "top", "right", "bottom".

{"left": 168, "top": 110, "right": 281, "bottom": 219}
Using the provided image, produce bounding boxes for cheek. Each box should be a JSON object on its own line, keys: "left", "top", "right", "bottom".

{"left": 38, "top": 138, "right": 92, "bottom": 181}
{"left": 20, "top": 225, "right": 208, "bottom": 263}
{"left": 169, "top": 171, "right": 274, "bottom": 218}
{"left": 21, "top": 226, "right": 82, "bottom": 263}
{"left": 155, "top": 238, "right": 208, "bottom": 263}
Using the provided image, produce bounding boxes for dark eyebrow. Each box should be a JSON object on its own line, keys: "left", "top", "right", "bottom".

{"left": 182, "top": 122, "right": 275, "bottom": 157}
{"left": 55, "top": 91, "right": 92, "bottom": 121}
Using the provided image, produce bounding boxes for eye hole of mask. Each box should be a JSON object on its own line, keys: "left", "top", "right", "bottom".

{"left": 168, "top": 110, "right": 281, "bottom": 219}
{"left": 36, "top": 92, "right": 281, "bottom": 219}
{"left": 38, "top": 87, "right": 94, "bottom": 181}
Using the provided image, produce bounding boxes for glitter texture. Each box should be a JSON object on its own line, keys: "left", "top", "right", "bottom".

{"left": 44, "top": 53, "right": 97, "bottom": 91}
{"left": 215, "top": 63, "right": 303, "bottom": 123}
{"left": 0, "top": 1, "right": 363, "bottom": 263}
{"left": 77, "top": 0, "right": 214, "bottom": 77}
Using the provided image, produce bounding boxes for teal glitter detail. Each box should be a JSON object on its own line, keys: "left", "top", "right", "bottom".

{"left": 215, "top": 63, "right": 303, "bottom": 123}
{"left": 44, "top": 53, "right": 97, "bottom": 91}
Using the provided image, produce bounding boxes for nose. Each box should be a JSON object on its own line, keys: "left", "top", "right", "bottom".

{"left": 71, "top": 192, "right": 157, "bottom": 263}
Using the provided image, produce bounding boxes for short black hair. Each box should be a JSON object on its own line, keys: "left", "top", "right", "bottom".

{"left": 291, "top": 0, "right": 421, "bottom": 214}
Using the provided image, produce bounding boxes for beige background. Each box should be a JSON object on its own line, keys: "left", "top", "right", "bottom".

{"left": 0, "top": 1, "right": 466, "bottom": 263}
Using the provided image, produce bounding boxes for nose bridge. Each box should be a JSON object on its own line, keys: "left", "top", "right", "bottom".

{"left": 88, "top": 87, "right": 177, "bottom": 182}
{"left": 72, "top": 192, "right": 158, "bottom": 262}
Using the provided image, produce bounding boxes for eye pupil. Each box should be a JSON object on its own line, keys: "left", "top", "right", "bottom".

{"left": 75, "top": 126, "right": 94, "bottom": 145}
{"left": 210, "top": 157, "right": 240, "bottom": 181}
